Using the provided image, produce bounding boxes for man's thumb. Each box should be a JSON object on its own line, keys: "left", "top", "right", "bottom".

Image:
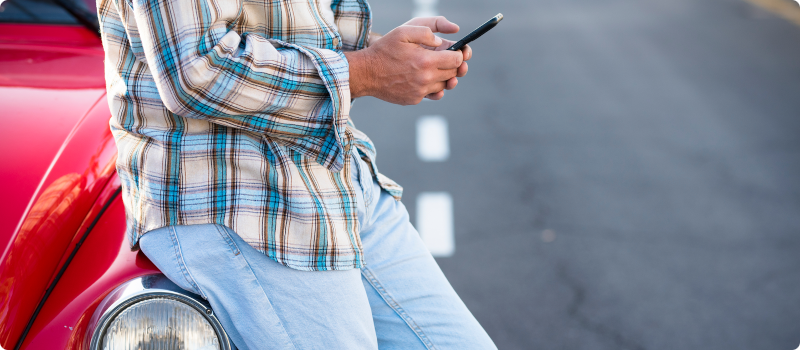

{"left": 402, "top": 26, "right": 442, "bottom": 47}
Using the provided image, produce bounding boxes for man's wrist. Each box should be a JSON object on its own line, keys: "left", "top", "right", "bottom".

{"left": 345, "top": 49, "right": 374, "bottom": 99}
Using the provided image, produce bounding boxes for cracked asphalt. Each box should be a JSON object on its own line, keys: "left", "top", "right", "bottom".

{"left": 351, "top": 0, "right": 800, "bottom": 348}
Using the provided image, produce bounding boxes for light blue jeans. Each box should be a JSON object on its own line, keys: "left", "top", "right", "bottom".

{"left": 139, "top": 154, "right": 496, "bottom": 349}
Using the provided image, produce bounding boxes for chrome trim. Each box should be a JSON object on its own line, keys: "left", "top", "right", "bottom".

{"left": 86, "top": 274, "right": 233, "bottom": 350}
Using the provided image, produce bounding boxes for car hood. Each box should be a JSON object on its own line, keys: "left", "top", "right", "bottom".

{"left": 0, "top": 24, "right": 106, "bottom": 245}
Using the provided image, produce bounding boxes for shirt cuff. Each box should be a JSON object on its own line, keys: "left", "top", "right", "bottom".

{"left": 273, "top": 41, "right": 352, "bottom": 172}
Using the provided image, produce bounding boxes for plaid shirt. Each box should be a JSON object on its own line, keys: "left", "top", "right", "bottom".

{"left": 98, "top": 0, "right": 402, "bottom": 271}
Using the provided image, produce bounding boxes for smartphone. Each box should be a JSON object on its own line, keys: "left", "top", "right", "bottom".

{"left": 446, "top": 13, "right": 504, "bottom": 51}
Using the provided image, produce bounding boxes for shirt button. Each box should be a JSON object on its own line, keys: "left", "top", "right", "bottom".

{"left": 333, "top": 37, "right": 339, "bottom": 47}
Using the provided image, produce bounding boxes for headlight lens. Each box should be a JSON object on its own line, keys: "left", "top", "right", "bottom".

{"left": 96, "top": 296, "right": 222, "bottom": 350}
{"left": 88, "top": 276, "right": 231, "bottom": 350}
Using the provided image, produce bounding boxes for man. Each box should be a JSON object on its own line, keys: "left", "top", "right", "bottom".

{"left": 98, "top": 0, "right": 496, "bottom": 347}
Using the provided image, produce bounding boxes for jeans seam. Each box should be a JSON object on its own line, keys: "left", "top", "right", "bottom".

{"left": 224, "top": 228, "right": 299, "bottom": 350}
{"left": 213, "top": 224, "right": 241, "bottom": 256}
{"left": 361, "top": 267, "right": 437, "bottom": 350}
{"left": 168, "top": 226, "right": 207, "bottom": 300}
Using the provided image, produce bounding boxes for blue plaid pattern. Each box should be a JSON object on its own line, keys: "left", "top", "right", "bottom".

{"left": 98, "top": 0, "right": 402, "bottom": 271}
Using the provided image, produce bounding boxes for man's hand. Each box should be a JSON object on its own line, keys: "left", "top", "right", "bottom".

{"left": 346, "top": 17, "right": 472, "bottom": 105}
{"left": 404, "top": 17, "right": 472, "bottom": 100}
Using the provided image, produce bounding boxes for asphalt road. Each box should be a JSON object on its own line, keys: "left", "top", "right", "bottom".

{"left": 351, "top": 0, "right": 800, "bottom": 349}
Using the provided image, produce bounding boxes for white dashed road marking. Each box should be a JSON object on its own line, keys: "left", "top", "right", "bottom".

{"left": 416, "top": 115, "right": 449, "bottom": 162}
{"left": 416, "top": 192, "right": 454, "bottom": 257}
{"left": 413, "top": 0, "right": 438, "bottom": 18}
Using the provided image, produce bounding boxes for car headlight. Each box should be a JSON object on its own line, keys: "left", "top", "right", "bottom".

{"left": 88, "top": 275, "right": 232, "bottom": 350}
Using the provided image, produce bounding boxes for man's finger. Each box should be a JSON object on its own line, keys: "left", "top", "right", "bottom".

{"left": 426, "top": 90, "right": 445, "bottom": 100}
{"left": 430, "top": 50, "right": 464, "bottom": 70}
{"left": 460, "top": 44, "right": 472, "bottom": 61}
{"left": 445, "top": 77, "right": 458, "bottom": 90}
{"left": 401, "top": 26, "right": 442, "bottom": 47}
{"left": 404, "top": 16, "right": 459, "bottom": 34}
{"left": 433, "top": 67, "right": 458, "bottom": 82}
{"left": 426, "top": 81, "right": 448, "bottom": 95}
{"left": 456, "top": 61, "right": 468, "bottom": 77}
{"left": 441, "top": 39, "right": 455, "bottom": 49}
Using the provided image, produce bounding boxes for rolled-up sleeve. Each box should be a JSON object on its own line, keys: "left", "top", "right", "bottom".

{"left": 130, "top": 0, "right": 351, "bottom": 171}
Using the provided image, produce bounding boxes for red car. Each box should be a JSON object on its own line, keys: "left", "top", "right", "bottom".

{"left": 0, "top": 0, "right": 234, "bottom": 349}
